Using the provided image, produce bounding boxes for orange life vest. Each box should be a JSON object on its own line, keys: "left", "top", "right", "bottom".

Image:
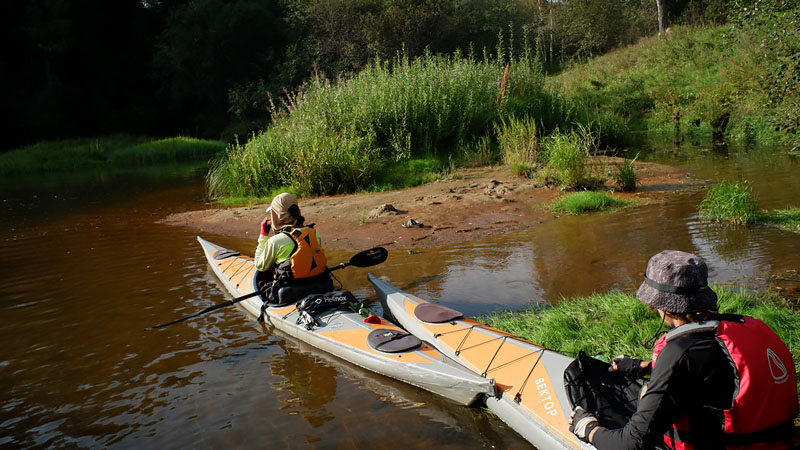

{"left": 278, "top": 226, "right": 327, "bottom": 280}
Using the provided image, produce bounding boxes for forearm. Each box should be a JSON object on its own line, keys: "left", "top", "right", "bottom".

{"left": 254, "top": 235, "right": 276, "bottom": 271}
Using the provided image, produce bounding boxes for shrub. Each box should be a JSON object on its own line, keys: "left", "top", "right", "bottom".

{"left": 698, "top": 179, "right": 759, "bottom": 225}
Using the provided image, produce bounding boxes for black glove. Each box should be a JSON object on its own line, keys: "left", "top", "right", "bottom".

{"left": 569, "top": 406, "right": 599, "bottom": 443}
{"left": 611, "top": 355, "right": 650, "bottom": 378}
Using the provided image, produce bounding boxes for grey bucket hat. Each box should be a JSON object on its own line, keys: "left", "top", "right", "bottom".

{"left": 636, "top": 250, "right": 717, "bottom": 313}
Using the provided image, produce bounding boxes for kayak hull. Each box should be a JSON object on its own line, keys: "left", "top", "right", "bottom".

{"left": 196, "top": 236, "right": 495, "bottom": 406}
{"left": 369, "top": 273, "right": 596, "bottom": 450}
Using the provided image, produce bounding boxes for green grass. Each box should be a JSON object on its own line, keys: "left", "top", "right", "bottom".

{"left": 479, "top": 286, "right": 800, "bottom": 393}
{"left": 107, "top": 137, "right": 226, "bottom": 167}
{"left": 553, "top": 16, "right": 800, "bottom": 149}
{"left": 759, "top": 207, "right": 800, "bottom": 234}
{"left": 539, "top": 127, "right": 605, "bottom": 190}
{"left": 550, "top": 191, "right": 633, "bottom": 215}
{"left": 206, "top": 49, "right": 586, "bottom": 199}
{"left": 0, "top": 135, "right": 226, "bottom": 176}
{"left": 496, "top": 116, "right": 541, "bottom": 176}
{"left": 698, "top": 179, "right": 759, "bottom": 225}
{"left": 614, "top": 156, "right": 638, "bottom": 192}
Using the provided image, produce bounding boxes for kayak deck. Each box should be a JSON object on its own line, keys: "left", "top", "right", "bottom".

{"left": 196, "top": 236, "right": 495, "bottom": 406}
{"left": 369, "top": 273, "right": 595, "bottom": 450}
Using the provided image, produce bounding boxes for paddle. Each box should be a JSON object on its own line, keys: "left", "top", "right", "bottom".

{"left": 150, "top": 247, "right": 388, "bottom": 329}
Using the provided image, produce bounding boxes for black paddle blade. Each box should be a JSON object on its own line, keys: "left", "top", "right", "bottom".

{"left": 349, "top": 247, "right": 388, "bottom": 268}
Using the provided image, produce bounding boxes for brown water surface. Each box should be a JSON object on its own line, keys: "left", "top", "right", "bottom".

{"left": 1, "top": 147, "right": 798, "bottom": 449}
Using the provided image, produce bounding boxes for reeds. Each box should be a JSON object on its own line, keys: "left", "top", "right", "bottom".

{"left": 614, "top": 155, "right": 638, "bottom": 192}
{"left": 207, "top": 50, "right": 556, "bottom": 198}
{"left": 698, "top": 179, "right": 759, "bottom": 225}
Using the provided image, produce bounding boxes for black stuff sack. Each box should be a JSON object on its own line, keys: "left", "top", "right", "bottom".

{"left": 564, "top": 351, "right": 642, "bottom": 429}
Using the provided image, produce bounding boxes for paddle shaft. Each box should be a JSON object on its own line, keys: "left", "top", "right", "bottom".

{"left": 150, "top": 246, "right": 386, "bottom": 330}
{"left": 151, "top": 290, "right": 262, "bottom": 329}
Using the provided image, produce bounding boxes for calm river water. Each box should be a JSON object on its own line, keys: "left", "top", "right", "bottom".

{"left": 1, "top": 146, "right": 798, "bottom": 449}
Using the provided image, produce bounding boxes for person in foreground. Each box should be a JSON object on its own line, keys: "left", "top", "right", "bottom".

{"left": 569, "top": 250, "right": 799, "bottom": 450}
{"left": 254, "top": 193, "right": 330, "bottom": 304}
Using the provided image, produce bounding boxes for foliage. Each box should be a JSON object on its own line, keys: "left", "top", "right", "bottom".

{"left": 554, "top": 4, "right": 800, "bottom": 149}
{"left": 759, "top": 207, "right": 800, "bottom": 233}
{"left": 207, "top": 50, "right": 556, "bottom": 197}
{"left": 107, "top": 137, "right": 227, "bottom": 167}
{"left": 0, "top": 135, "right": 226, "bottom": 176}
{"left": 698, "top": 179, "right": 759, "bottom": 225}
{"left": 614, "top": 156, "right": 638, "bottom": 191}
{"left": 539, "top": 127, "right": 603, "bottom": 189}
{"left": 549, "top": 191, "right": 633, "bottom": 215}
{"left": 495, "top": 116, "right": 540, "bottom": 178}
{"left": 479, "top": 286, "right": 800, "bottom": 393}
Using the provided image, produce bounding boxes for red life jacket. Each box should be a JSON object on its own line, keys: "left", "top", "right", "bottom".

{"left": 652, "top": 316, "right": 798, "bottom": 450}
{"left": 276, "top": 226, "right": 327, "bottom": 280}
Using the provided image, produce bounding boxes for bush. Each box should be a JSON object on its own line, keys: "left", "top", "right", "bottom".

{"left": 698, "top": 179, "right": 759, "bottom": 225}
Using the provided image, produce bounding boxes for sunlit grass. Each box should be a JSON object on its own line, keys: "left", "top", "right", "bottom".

{"left": 479, "top": 286, "right": 800, "bottom": 393}
{"left": 759, "top": 207, "right": 800, "bottom": 234}
{"left": 698, "top": 179, "right": 758, "bottom": 225}
{"left": 206, "top": 50, "right": 574, "bottom": 198}
{"left": 549, "top": 191, "right": 633, "bottom": 215}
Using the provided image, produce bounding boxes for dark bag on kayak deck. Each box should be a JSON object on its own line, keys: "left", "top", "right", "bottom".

{"left": 296, "top": 290, "right": 356, "bottom": 330}
{"left": 564, "top": 351, "right": 642, "bottom": 429}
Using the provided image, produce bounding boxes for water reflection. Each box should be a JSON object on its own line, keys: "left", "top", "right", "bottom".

{"left": 1, "top": 146, "right": 798, "bottom": 449}
{"left": 269, "top": 339, "right": 337, "bottom": 429}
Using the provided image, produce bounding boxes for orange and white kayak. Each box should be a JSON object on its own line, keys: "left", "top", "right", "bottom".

{"left": 369, "top": 273, "right": 595, "bottom": 450}
{"left": 196, "top": 236, "right": 495, "bottom": 406}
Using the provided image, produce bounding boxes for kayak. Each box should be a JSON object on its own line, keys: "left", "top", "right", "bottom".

{"left": 369, "top": 273, "right": 595, "bottom": 450}
{"left": 196, "top": 236, "right": 495, "bottom": 406}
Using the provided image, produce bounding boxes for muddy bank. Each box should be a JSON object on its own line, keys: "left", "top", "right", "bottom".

{"left": 161, "top": 158, "right": 697, "bottom": 251}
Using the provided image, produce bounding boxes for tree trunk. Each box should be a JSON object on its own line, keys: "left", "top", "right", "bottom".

{"left": 656, "top": 0, "right": 667, "bottom": 35}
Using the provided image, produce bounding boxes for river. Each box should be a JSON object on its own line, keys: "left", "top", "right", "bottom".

{"left": 1, "top": 145, "right": 798, "bottom": 448}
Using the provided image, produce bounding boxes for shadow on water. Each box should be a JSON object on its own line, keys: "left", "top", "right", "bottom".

{"left": 1, "top": 145, "right": 798, "bottom": 448}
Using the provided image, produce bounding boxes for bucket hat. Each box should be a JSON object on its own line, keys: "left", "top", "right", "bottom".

{"left": 266, "top": 193, "right": 298, "bottom": 229}
{"left": 636, "top": 250, "right": 717, "bottom": 313}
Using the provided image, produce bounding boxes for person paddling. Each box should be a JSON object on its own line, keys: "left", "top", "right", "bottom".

{"left": 254, "top": 193, "right": 332, "bottom": 305}
{"left": 569, "top": 250, "right": 799, "bottom": 449}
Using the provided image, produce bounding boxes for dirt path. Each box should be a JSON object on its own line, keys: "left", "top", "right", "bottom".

{"left": 162, "top": 157, "right": 697, "bottom": 251}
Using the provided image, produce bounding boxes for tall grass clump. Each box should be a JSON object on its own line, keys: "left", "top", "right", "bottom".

{"left": 698, "top": 179, "right": 759, "bottom": 225}
{"left": 539, "top": 127, "right": 603, "bottom": 189}
{"left": 207, "top": 48, "right": 560, "bottom": 198}
{"left": 550, "top": 191, "right": 632, "bottom": 215}
{"left": 479, "top": 286, "right": 800, "bottom": 392}
{"left": 495, "top": 116, "right": 540, "bottom": 177}
{"left": 614, "top": 156, "right": 638, "bottom": 191}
